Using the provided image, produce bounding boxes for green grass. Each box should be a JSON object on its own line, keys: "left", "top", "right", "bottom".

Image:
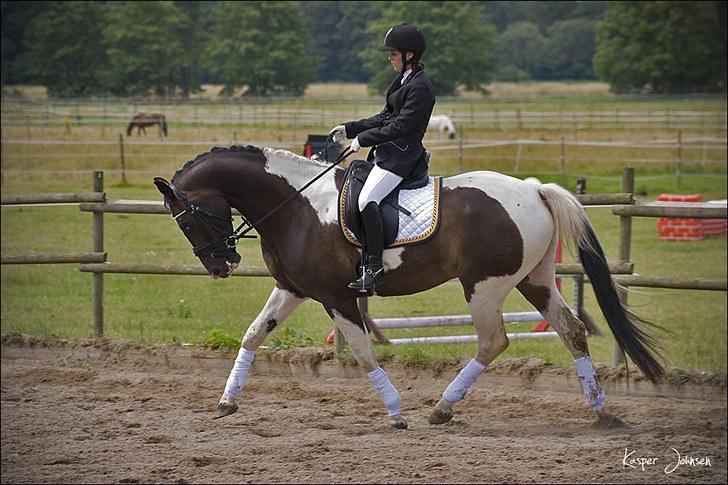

{"left": 1, "top": 87, "right": 726, "bottom": 374}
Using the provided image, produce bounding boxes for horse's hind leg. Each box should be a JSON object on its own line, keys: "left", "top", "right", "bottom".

{"left": 215, "top": 284, "right": 306, "bottom": 419}
{"left": 430, "top": 280, "right": 510, "bottom": 425}
{"left": 517, "top": 257, "right": 623, "bottom": 428}
{"left": 327, "top": 299, "right": 407, "bottom": 430}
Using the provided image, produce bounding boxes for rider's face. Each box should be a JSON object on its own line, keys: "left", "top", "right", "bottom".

{"left": 388, "top": 49, "right": 412, "bottom": 71}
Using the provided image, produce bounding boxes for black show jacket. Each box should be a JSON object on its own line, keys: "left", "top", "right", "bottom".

{"left": 344, "top": 69, "right": 436, "bottom": 179}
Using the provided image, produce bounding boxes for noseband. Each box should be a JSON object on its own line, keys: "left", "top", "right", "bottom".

{"left": 172, "top": 203, "right": 242, "bottom": 258}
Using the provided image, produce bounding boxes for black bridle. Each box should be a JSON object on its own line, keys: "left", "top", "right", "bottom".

{"left": 170, "top": 145, "right": 353, "bottom": 259}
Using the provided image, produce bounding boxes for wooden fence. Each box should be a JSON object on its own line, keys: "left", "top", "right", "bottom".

{"left": 1, "top": 168, "right": 726, "bottom": 363}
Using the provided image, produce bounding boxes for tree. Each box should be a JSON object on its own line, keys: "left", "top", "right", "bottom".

{"left": 482, "top": 1, "right": 605, "bottom": 33}
{"left": 594, "top": 2, "right": 725, "bottom": 93}
{"left": 494, "top": 21, "right": 545, "bottom": 80}
{"left": 22, "top": 1, "right": 108, "bottom": 96}
{"left": 1, "top": 1, "right": 58, "bottom": 86}
{"left": 205, "top": 1, "right": 316, "bottom": 96}
{"left": 103, "top": 1, "right": 190, "bottom": 96}
{"left": 301, "top": 1, "right": 381, "bottom": 82}
{"left": 173, "top": 1, "right": 210, "bottom": 97}
{"left": 542, "top": 18, "right": 597, "bottom": 80}
{"left": 364, "top": 1, "right": 497, "bottom": 96}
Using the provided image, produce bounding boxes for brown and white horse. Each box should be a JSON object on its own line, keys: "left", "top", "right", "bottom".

{"left": 154, "top": 145, "right": 663, "bottom": 429}
{"left": 127, "top": 113, "right": 168, "bottom": 137}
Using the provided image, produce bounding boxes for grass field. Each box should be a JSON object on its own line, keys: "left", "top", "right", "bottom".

{"left": 1, "top": 83, "right": 726, "bottom": 374}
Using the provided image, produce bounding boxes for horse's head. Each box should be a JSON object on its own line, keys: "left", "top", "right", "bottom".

{"left": 154, "top": 177, "right": 241, "bottom": 278}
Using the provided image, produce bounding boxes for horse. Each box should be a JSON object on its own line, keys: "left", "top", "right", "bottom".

{"left": 427, "top": 114, "right": 456, "bottom": 139}
{"left": 153, "top": 145, "right": 664, "bottom": 430}
{"left": 127, "top": 113, "right": 168, "bottom": 137}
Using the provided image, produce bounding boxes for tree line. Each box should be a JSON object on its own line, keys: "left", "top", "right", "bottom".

{"left": 1, "top": 1, "right": 725, "bottom": 97}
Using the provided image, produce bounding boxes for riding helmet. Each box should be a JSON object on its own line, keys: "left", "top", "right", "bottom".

{"left": 378, "top": 23, "right": 426, "bottom": 56}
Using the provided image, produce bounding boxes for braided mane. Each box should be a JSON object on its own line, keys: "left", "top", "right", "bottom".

{"left": 171, "top": 145, "right": 265, "bottom": 183}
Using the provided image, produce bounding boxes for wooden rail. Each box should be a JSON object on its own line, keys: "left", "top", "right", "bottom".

{"left": 613, "top": 275, "right": 727, "bottom": 291}
{"left": 612, "top": 202, "right": 727, "bottom": 219}
{"left": 79, "top": 263, "right": 270, "bottom": 276}
{"left": 2, "top": 170, "right": 726, "bottom": 349}
{"left": 1, "top": 252, "right": 106, "bottom": 264}
{"left": 1, "top": 193, "right": 106, "bottom": 205}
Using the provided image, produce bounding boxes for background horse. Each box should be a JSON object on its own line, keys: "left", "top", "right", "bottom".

{"left": 127, "top": 113, "right": 168, "bottom": 137}
{"left": 154, "top": 145, "right": 663, "bottom": 430}
{"left": 427, "top": 114, "right": 456, "bottom": 139}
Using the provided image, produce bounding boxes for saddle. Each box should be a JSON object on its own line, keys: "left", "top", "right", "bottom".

{"left": 338, "top": 157, "right": 442, "bottom": 248}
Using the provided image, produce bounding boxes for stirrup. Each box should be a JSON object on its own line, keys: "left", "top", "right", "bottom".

{"left": 348, "top": 265, "right": 384, "bottom": 292}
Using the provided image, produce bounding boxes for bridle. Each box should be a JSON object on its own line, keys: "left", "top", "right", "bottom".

{"left": 167, "top": 184, "right": 243, "bottom": 259}
{"left": 168, "top": 144, "right": 353, "bottom": 259}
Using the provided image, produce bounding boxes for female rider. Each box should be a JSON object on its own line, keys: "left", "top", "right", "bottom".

{"left": 330, "top": 23, "right": 436, "bottom": 291}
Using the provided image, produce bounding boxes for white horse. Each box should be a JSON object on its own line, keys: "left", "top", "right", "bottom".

{"left": 427, "top": 114, "right": 457, "bottom": 139}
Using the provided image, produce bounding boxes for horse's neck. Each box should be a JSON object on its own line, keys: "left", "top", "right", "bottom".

{"left": 194, "top": 147, "right": 337, "bottom": 237}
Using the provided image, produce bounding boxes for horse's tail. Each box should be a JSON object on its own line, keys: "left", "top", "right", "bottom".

{"left": 536, "top": 182, "right": 665, "bottom": 383}
{"left": 126, "top": 123, "right": 133, "bottom": 137}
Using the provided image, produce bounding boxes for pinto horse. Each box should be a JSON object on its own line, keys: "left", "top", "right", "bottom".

{"left": 127, "top": 113, "right": 168, "bottom": 137}
{"left": 154, "top": 145, "right": 663, "bottom": 429}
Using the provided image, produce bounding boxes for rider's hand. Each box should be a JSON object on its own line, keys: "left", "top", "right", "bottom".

{"left": 329, "top": 125, "right": 347, "bottom": 143}
{"left": 350, "top": 136, "right": 361, "bottom": 153}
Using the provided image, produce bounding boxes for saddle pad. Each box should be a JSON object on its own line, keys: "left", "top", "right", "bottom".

{"left": 339, "top": 176, "right": 442, "bottom": 248}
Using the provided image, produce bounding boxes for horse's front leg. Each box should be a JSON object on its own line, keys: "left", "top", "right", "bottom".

{"left": 328, "top": 301, "right": 407, "bottom": 430}
{"left": 215, "top": 285, "right": 306, "bottom": 419}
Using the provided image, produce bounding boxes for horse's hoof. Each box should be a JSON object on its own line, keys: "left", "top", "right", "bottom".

{"left": 428, "top": 408, "right": 453, "bottom": 425}
{"left": 213, "top": 400, "right": 238, "bottom": 420}
{"left": 389, "top": 415, "right": 408, "bottom": 430}
{"left": 592, "top": 411, "right": 626, "bottom": 429}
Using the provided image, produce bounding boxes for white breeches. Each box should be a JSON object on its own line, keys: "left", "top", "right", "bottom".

{"left": 358, "top": 163, "right": 403, "bottom": 211}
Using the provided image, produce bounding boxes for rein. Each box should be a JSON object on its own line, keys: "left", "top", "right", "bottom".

{"left": 229, "top": 146, "right": 353, "bottom": 241}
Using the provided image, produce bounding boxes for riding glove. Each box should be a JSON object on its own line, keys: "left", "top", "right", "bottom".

{"left": 329, "top": 124, "right": 347, "bottom": 143}
{"left": 350, "top": 136, "right": 361, "bottom": 153}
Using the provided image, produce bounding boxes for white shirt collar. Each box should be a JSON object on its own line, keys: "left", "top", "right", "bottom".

{"left": 401, "top": 68, "right": 413, "bottom": 85}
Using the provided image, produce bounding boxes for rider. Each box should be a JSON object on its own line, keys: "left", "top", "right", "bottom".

{"left": 330, "top": 23, "right": 436, "bottom": 291}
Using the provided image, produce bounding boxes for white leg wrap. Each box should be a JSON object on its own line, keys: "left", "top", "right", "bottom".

{"left": 223, "top": 348, "right": 256, "bottom": 399}
{"left": 575, "top": 356, "right": 605, "bottom": 411}
{"left": 367, "top": 367, "right": 401, "bottom": 416}
{"left": 443, "top": 358, "right": 487, "bottom": 405}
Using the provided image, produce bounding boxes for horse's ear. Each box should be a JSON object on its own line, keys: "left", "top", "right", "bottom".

{"left": 154, "top": 177, "right": 177, "bottom": 200}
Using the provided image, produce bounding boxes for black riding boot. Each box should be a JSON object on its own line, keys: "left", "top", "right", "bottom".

{"left": 348, "top": 202, "right": 385, "bottom": 291}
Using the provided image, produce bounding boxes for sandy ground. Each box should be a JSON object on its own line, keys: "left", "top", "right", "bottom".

{"left": 1, "top": 338, "right": 726, "bottom": 484}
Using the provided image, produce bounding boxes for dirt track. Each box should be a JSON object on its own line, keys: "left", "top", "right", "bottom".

{"left": 1, "top": 339, "right": 726, "bottom": 484}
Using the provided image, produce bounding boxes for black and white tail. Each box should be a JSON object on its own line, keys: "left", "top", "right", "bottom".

{"left": 538, "top": 183, "right": 665, "bottom": 382}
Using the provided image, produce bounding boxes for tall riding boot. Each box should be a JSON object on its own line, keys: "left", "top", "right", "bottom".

{"left": 348, "top": 202, "right": 385, "bottom": 291}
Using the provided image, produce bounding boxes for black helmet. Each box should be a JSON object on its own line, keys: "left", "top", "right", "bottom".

{"left": 378, "top": 23, "right": 426, "bottom": 56}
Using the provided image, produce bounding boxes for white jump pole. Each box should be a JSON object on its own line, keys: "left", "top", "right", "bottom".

{"left": 388, "top": 332, "right": 559, "bottom": 346}
{"left": 373, "top": 310, "right": 577, "bottom": 329}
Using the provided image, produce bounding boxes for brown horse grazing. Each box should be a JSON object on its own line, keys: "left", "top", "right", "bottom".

{"left": 153, "top": 145, "right": 664, "bottom": 430}
{"left": 127, "top": 113, "right": 168, "bottom": 137}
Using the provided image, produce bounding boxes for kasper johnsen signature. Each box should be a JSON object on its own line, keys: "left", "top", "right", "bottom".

{"left": 622, "top": 448, "right": 712, "bottom": 473}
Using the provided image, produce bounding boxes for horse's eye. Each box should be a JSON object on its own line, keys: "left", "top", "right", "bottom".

{"left": 182, "top": 225, "right": 192, "bottom": 232}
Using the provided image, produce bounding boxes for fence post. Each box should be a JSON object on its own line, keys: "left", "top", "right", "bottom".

{"left": 613, "top": 166, "right": 634, "bottom": 366}
{"left": 560, "top": 137, "right": 566, "bottom": 175}
{"left": 93, "top": 171, "right": 105, "bottom": 337}
{"left": 458, "top": 138, "right": 464, "bottom": 173}
{"left": 676, "top": 130, "right": 682, "bottom": 190}
{"left": 118, "top": 134, "right": 127, "bottom": 184}
{"left": 514, "top": 140, "right": 523, "bottom": 173}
